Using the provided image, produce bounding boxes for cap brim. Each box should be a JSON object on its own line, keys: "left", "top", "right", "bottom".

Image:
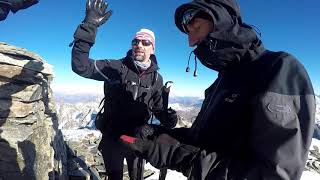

{"left": 175, "top": 4, "right": 195, "bottom": 33}
{"left": 174, "top": 3, "right": 212, "bottom": 34}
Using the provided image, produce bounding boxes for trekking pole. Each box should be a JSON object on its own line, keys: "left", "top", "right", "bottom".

{"left": 159, "top": 81, "right": 173, "bottom": 180}
{"left": 159, "top": 168, "right": 168, "bottom": 180}
{"left": 136, "top": 157, "right": 145, "bottom": 180}
{"left": 162, "top": 81, "right": 173, "bottom": 111}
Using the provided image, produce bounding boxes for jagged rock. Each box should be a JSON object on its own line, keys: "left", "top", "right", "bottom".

{"left": 0, "top": 82, "right": 43, "bottom": 102}
{"left": 0, "top": 42, "right": 53, "bottom": 75}
{"left": 0, "top": 99, "right": 45, "bottom": 118}
{"left": 0, "top": 42, "right": 67, "bottom": 179}
{"left": 63, "top": 129, "right": 104, "bottom": 178}
{"left": 62, "top": 129, "right": 157, "bottom": 179}
{"left": 305, "top": 138, "right": 320, "bottom": 175}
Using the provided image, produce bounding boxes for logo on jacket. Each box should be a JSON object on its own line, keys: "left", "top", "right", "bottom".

{"left": 224, "top": 93, "right": 239, "bottom": 103}
{"left": 267, "top": 103, "right": 292, "bottom": 113}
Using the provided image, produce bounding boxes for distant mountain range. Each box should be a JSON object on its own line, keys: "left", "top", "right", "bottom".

{"left": 53, "top": 92, "right": 320, "bottom": 130}
{"left": 53, "top": 93, "right": 204, "bottom": 129}
{"left": 53, "top": 92, "right": 103, "bottom": 104}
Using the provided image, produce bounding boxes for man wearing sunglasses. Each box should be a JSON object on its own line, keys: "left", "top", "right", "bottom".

{"left": 70, "top": 0, "right": 177, "bottom": 179}
{"left": 120, "top": 0, "right": 316, "bottom": 179}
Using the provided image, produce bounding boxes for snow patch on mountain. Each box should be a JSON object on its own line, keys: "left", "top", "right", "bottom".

{"left": 55, "top": 98, "right": 101, "bottom": 130}
{"left": 169, "top": 103, "right": 194, "bottom": 111}
{"left": 62, "top": 129, "right": 102, "bottom": 142}
{"left": 144, "top": 163, "right": 186, "bottom": 180}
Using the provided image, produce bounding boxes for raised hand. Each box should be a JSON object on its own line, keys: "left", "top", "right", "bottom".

{"left": 84, "top": 0, "right": 112, "bottom": 27}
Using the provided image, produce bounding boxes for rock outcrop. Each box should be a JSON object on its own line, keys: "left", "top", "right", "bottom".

{"left": 63, "top": 129, "right": 105, "bottom": 179}
{"left": 0, "top": 42, "right": 67, "bottom": 179}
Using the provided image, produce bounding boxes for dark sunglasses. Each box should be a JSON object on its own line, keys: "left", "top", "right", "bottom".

{"left": 181, "top": 9, "right": 200, "bottom": 33}
{"left": 132, "top": 39, "right": 152, "bottom": 46}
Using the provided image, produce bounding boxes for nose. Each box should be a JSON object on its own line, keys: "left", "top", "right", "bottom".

{"left": 136, "top": 41, "right": 143, "bottom": 47}
{"left": 188, "top": 33, "right": 198, "bottom": 47}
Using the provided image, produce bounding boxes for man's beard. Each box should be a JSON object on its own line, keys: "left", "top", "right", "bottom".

{"left": 133, "top": 53, "right": 146, "bottom": 62}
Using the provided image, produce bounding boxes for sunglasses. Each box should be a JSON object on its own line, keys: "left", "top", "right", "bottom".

{"left": 181, "top": 9, "right": 200, "bottom": 33}
{"left": 132, "top": 39, "right": 152, "bottom": 46}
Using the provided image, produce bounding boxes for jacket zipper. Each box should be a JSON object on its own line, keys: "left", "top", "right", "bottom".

{"left": 137, "top": 77, "right": 141, "bottom": 98}
{"left": 202, "top": 75, "right": 223, "bottom": 118}
{"left": 193, "top": 75, "right": 223, "bottom": 140}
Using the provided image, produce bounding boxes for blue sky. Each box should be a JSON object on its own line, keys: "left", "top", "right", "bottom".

{"left": 1, "top": 0, "right": 319, "bottom": 97}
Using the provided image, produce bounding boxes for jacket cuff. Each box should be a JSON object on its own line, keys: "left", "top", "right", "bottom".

{"left": 73, "top": 22, "right": 98, "bottom": 44}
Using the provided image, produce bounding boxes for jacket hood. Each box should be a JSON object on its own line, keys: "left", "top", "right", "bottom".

{"left": 175, "top": 0, "right": 254, "bottom": 44}
{"left": 175, "top": 0, "right": 265, "bottom": 72}
{"left": 175, "top": 0, "right": 241, "bottom": 36}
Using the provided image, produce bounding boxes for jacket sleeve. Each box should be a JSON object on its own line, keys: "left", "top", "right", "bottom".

{"left": 140, "top": 53, "right": 316, "bottom": 180}
{"left": 71, "top": 23, "right": 123, "bottom": 81}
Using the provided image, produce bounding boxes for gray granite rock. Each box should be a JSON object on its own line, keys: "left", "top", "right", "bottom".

{"left": 0, "top": 42, "right": 67, "bottom": 179}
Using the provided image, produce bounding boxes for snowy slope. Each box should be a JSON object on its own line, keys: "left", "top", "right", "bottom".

{"left": 144, "top": 163, "right": 186, "bottom": 180}
{"left": 301, "top": 138, "right": 320, "bottom": 180}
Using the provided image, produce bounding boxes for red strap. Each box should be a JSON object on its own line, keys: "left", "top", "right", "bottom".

{"left": 120, "top": 135, "right": 137, "bottom": 144}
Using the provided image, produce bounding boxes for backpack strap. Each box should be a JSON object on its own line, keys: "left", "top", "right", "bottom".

{"left": 150, "top": 70, "right": 159, "bottom": 97}
{"left": 95, "top": 97, "right": 106, "bottom": 131}
{"left": 153, "top": 70, "right": 158, "bottom": 87}
{"left": 119, "top": 59, "right": 129, "bottom": 85}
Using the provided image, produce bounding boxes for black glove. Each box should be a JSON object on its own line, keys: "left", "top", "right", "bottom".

{"left": 134, "top": 124, "right": 155, "bottom": 140}
{"left": 120, "top": 133, "right": 180, "bottom": 157}
{"left": 0, "top": 0, "right": 38, "bottom": 21}
{"left": 84, "top": 0, "right": 112, "bottom": 27}
{"left": 134, "top": 124, "right": 170, "bottom": 141}
{"left": 0, "top": 1, "right": 10, "bottom": 21}
{"left": 158, "top": 108, "right": 178, "bottom": 129}
{"left": 120, "top": 133, "right": 202, "bottom": 174}
{"left": 10, "top": 0, "right": 38, "bottom": 13}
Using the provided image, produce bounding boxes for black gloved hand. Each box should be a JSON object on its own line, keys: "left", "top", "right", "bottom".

{"left": 0, "top": 1, "right": 11, "bottom": 21}
{"left": 10, "top": 0, "right": 39, "bottom": 13}
{"left": 134, "top": 124, "right": 155, "bottom": 140}
{"left": 134, "top": 124, "right": 169, "bottom": 141}
{"left": 120, "top": 133, "right": 180, "bottom": 156}
{"left": 120, "top": 133, "right": 201, "bottom": 173}
{"left": 1, "top": 0, "right": 38, "bottom": 21}
{"left": 84, "top": 0, "right": 112, "bottom": 27}
{"left": 159, "top": 107, "right": 178, "bottom": 129}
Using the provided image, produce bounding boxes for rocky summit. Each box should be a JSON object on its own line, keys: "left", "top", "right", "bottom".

{"left": 0, "top": 42, "right": 67, "bottom": 180}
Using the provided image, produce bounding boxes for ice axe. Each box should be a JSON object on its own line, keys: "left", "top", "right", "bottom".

{"left": 136, "top": 81, "right": 174, "bottom": 180}
{"left": 136, "top": 157, "right": 145, "bottom": 180}
{"left": 162, "top": 81, "right": 173, "bottom": 109}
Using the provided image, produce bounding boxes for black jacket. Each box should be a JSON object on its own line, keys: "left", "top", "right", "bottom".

{"left": 143, "top": 51, "right": 316, "bottom": 180}
{"left": 139, "top": 0, "right": 316, "bottom": 179}
{"left": 71, "top": 23, "right": 165, "bottom": 138}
